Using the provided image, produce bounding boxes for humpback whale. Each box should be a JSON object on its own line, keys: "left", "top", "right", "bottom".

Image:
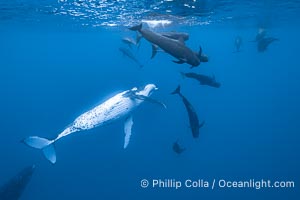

{"left": 0, "top": 165, "right": 35, "bottom": 200}
{"left": 23, "top": 84, "right": 162, "bottom": 164}
{"left": 129, "top": 24, "right": 202, "bottom": 67}
{"left": 181, "top": 72, "right": 221, "bottom": 88}
{"left": 171, "top": 86, "right": 205, "bottom": 138}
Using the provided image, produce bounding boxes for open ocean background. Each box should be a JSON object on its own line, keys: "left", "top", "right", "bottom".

{"left": 0, "top": 0, "right": 299, "bottom": 199}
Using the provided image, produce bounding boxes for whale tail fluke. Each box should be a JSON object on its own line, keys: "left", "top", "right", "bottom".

{"left": 22, "top": 136, "right": 56, "bottom": 164}
{"left": 129, "top": 23, "right": 142, "bottom": 31}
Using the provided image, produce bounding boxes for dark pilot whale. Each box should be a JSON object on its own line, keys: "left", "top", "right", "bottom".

{"left": 22, "top": 84, "right": 162, "bottom": 164}
{"left": 119, "top": 47, "right": 143, "bottom": 68}
{"left": 255, "top": 28, "right": 267, "bottom": 42}
{"left": 173, "top": 140, "right": 186, "bottom": 154}
{"left": 122, "top": 37, "right": 138, "bottom": 48}
{"left": 257, "top": 37, "right": 278, "bottom": 52}
{"left": 181, "top": 72, "right": 221, "bottom": 88}
{"left": 160, "top": 32, "right": 189, "bottom": 41}
{"left": 129, "top": 23, "right": 202, "bottom": 68}
{"left": 171, "top": 86, "right": 205, "bottom": 138}
{"left": 0, "top": 165, "right": 35, "bottom": 200}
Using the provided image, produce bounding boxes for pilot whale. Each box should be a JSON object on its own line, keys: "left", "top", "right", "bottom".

{"left": 119, "top": 47, "right": 143, "bottom": 68}
{"left": 129, "top": 24, "right": 202, "bottom": 67}
{"left": 181, "top": 72, "right": 221, "bottom": 88}
{"left": 23, "top": 84, "right": 163, "bottom": 164}
{"left": 0, "top": 165, "right": 35, "bottom": 200}
{"left": 160, "top": 32, "right": 189, "bottom": 41}
{"left": 171, "top": 85, "right": 205, "bottom": 138}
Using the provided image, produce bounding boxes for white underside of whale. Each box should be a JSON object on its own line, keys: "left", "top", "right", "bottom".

{"left": 23, "top": 84, "right": 158, "bottom": 164}
{"left": 56, "top": 89, "right": 143, "bottom": 140}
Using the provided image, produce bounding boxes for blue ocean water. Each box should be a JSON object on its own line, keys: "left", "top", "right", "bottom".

{"left": 0, "top": 0, "right": 299, "bottom": 199}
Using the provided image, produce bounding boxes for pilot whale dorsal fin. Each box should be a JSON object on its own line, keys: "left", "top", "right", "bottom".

{"left": 124, "top": 115, "right": 134, "bottom": 149}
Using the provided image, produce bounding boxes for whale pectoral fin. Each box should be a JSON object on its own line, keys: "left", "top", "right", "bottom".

{"left": 133, "top": 94, "right": 167, "bottom": 109}
{"left": 173, "top": 59, "right": 186, "bottom": 64}
{"left": 151, "top": 44, "right": 159, "bottom": 59}
{"left": 124, "top": 115, "right": 134, "bottom": 149}
{"left": 199, "top": 46, "right": 202, "bottom": 56}
{"left": 136, "top": 32, "right": 143, "bottom": 44}
{"left": 122, "top": 88, "right": 138, "bottom": 98}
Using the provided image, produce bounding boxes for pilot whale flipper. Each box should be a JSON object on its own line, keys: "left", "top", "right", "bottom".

{"left": 23, "top": 84, "right": 160, "bottom": 164}
{"left": 151, "top": 44, "right": 159, "bottom": 59}
{"left": 173, "top": 59, "right": 186, "bottom": 64}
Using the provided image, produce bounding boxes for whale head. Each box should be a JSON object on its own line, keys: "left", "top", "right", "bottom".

{"left": 138, "top": 84, "right": 158, "bottom": 97}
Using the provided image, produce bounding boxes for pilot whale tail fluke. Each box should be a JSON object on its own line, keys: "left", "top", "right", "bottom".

{"left": 22, "top": 136, "right": 56, "bottom": 164}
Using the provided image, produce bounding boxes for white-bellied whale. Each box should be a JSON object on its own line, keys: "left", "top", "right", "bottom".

{"left": 23, "top": 84, "right": 161, "bottom": 164}
{"left": 129, "top": 23, "right": 202, "bottom": 68}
